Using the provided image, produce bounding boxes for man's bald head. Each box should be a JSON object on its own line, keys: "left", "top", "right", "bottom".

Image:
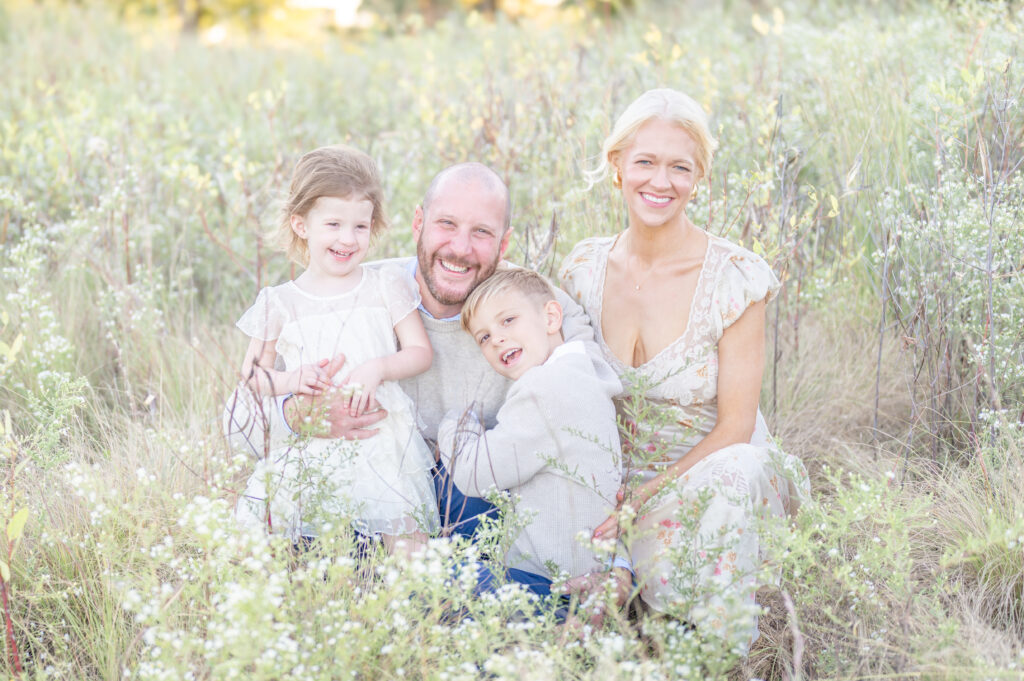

{"left": 422, "top": 163, "right": 511, "bottom": 235}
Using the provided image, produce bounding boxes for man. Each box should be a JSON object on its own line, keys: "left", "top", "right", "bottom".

{"left": 223, "top": 162, "right": 628, "bottom": 604}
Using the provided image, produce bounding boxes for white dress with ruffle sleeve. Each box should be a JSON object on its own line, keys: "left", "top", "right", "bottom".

{"left": 234, "top": 264, "right": 439, "bottom": 539}
{"left": 560, "top": 233, "right": 809, "bottom": 649}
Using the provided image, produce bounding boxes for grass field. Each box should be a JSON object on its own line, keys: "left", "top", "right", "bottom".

{"left": 1, "top": 0, "right": 1023, "bottom": 678}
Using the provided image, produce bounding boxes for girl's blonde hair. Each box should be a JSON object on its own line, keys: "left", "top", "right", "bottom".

{"left": 277, "top": 144, "right": 389, "bottom": 266}
{"left": 588, "top": 88, "right": 719, "bottom": 186}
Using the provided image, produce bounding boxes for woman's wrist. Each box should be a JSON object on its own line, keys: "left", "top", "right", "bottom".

{"left": 638, "top": 475, "right": 668, "bottom": 507}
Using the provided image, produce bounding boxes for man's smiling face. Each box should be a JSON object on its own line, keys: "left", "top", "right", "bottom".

{"left": 412, "top": 174, "right": 510, "bottom": 318}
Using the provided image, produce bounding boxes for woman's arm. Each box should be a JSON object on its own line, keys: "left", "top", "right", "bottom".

{"left": 343, "top": 312, "right": 433, "bottom": 415}
{"left": 594, "top": 300, "right": 767, "bottom": 538}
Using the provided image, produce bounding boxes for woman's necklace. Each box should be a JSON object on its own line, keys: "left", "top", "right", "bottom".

{"left": 621, "top": 223, "right": 697, "bottom": 291}
{"left": 628, "top": 254, "right": 654, "bottom": 291}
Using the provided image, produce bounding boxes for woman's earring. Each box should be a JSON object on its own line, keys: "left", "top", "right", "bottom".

{"left": 612, "top": 169, "right": 622, "bottom": 189}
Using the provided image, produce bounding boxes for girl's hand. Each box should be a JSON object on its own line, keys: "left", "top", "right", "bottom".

{"left": 343, "top": 360, "right": 384, "bottom": 416}
{"left": 288, "top": 359, "right": 332, "bottom": 396}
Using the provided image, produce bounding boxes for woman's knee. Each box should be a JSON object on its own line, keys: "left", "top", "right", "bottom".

{"left": 707, "top": 443, "right": 775, "bottom": 479}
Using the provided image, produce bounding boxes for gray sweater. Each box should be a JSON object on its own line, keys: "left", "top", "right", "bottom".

{"left": 437, "top": 342, "right": 623, "bottom": 579}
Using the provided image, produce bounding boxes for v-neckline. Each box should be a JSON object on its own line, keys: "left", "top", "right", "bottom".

{"left": 595, "top": 233, "right": 714, "bottom": 371}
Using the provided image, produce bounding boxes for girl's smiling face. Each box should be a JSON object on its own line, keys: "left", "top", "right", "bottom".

{"left": 614, "top": 118, "right": 700, "bottom": 230}
{"left": 291, "top": 196, "right": 374, "bottom": 286}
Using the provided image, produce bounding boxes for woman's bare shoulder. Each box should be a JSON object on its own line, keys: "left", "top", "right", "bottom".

{"left": 557, "top": 236, "right": 615, "bottom": 302}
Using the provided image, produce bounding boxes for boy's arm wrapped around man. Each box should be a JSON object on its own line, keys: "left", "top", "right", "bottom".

{"left": 436, "top": 378, "right": 555, "bottom": 495}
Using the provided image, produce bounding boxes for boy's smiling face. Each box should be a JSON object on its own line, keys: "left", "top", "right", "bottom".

{"left": 467, "top": 289, "right": 563, "bottom": 381}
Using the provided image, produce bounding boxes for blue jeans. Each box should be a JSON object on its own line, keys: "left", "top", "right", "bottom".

{"left": 474, "top": 564, "right": 553, "bottom": 597}
{"left": 433, "top": 462, "right": 567, "bottom": 619}
{"left": 433, "top": 460, "right": 498, "bottom": 540}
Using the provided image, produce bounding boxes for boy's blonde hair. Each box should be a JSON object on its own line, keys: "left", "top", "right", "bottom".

{"left": 276, "top": 144, "right": 389, "bottom": 266}
{"left": 461, "top": 268, "right": 556, "bottom": 333}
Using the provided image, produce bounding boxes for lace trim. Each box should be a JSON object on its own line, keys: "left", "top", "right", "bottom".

{"left": 588, "top": 235, "right": 730, "bottom": 377}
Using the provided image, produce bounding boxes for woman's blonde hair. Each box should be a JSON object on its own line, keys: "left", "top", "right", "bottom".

{"left": 277, "top": 144, "right": 389, "bottom": 266}
{"left": 588, "top": 88, "right": 719, "bottom": 186}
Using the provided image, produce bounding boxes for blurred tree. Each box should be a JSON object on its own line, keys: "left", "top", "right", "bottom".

{"left": 561, "top": 0, "right": 636, "bottom": 18}
{"left": 363, "top": 0, "right": 637, "bottom": 26}
{"left": 69, "top": 0, "right": 638, "bottom": 34}
{"left": 109, "top": 0, "right": 284, "bottom": 31}
{"left": 361, "top": 0, "right": 457, "bottom": 26}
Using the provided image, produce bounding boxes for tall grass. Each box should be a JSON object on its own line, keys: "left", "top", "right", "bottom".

{"left": 1, "top": 0, "right": 1022, "bottom": 678}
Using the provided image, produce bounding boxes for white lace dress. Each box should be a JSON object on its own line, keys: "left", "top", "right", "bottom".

{"left": 560, "top": 233, "right": 809, "bottom": 648}
{"left": 234, "top": 264, "right": 439, "bottom": 539}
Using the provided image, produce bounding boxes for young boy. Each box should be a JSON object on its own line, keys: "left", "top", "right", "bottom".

{"left": 437, "top": 268, "right": 623, "bottom": 590}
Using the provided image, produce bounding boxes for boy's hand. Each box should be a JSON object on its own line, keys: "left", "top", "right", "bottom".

{"left": 557, "top": 567, "right": 632, "bottom": 629}
{"left": 592, "top": 484, "right": 625, "bottom": 540}
{"left": 342, "top": 360, "right": 384, "bottom": 416}
{"left": 287, "top": 359, "right": 333, "bottom": 396}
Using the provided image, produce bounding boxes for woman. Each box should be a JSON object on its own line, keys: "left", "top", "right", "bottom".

{"left": 559, "top": 88, "right": 808, "bottom": 649}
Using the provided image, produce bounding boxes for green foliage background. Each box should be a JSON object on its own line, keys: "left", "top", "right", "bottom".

{"left": 0, "top": 0, "right": 1022, "bottom": 679}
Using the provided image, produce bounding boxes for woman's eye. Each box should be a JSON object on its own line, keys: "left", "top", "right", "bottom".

{"left": 674, "top": 165, "right": 691, "bottom": 172}
{"left": 502, "top": 317, "right": 515, "bottom": 325}
{"left": 356, "top": 224, "right": 370, "bottom": 231}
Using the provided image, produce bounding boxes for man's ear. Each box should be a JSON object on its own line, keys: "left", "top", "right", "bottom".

{"left": 412, "top": 205, "right": 424, "bottom": 241}
{"left": 499, "top": 227, "right": 512, "bottom": 259}
{"left": 544, "top": 299, "right": 563, "bottom": 334}
{"left": 290, "top": 214, "right": 307, "bottom": 239}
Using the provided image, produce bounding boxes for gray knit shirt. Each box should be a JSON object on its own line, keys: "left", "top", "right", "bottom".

{"left": 437, "top": 342, "right": 623, "bottom": 579}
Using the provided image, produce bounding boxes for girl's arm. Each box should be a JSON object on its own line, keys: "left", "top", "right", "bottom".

{"left": 593, "top": 300, "right": 767, "bottom": 539}
{"left": 344, "top": 312, "right": 433, "bottom": 415}
{"left": 241, "top": 337, "right": 332, "bottom": 397}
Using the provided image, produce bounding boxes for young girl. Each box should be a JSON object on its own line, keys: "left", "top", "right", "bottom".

{"left": 235, "top": 144, "right": 439, "bottom": 555}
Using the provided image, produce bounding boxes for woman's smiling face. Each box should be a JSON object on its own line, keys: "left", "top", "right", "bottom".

{"left": 614, "top": 118, "right": 700, "bottom": 230}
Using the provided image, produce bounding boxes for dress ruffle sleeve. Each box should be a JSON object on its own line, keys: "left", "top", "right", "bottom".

{"left": 712, "top": 247, "right": 782, "bottom": 338}
{"left": 557, "top": 237, "right": 606, "bottom": 307}
{"left": 236, "top": 287, "right": 288, "bottom": 341}
{"left": 378, "top": 264, "right": 422, "bottom": 326}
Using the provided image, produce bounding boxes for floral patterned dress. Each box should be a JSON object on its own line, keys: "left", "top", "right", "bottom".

{"left": 560, "top": 233, "right": 809, "bottom": 648}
